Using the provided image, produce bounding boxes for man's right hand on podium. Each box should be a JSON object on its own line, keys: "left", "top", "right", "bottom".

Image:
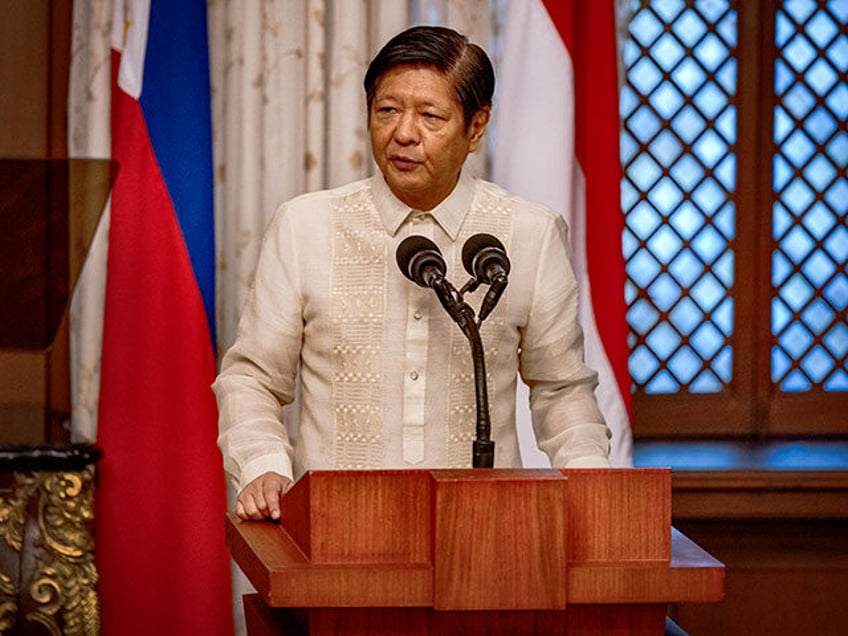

{"left": 235, "top": 472, "right": 294, "bottom": 521}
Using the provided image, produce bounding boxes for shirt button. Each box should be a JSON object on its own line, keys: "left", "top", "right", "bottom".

{"left": 409, "top": 371, "right": 419, "bottom": 381}
{"left": 413, "top": 310, "right": 422, "bottom": 320}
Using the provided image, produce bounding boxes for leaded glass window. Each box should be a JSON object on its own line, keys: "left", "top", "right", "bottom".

{"left": 621, "top": 0, "right": 846, "bottom": 437}
{"left": 622, "top": 0, "right": 737, "bottom": 396}
{"left": 772, "top": 1, "right": 847, "bottom": 393}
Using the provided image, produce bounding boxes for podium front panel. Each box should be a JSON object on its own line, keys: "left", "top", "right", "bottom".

{"left": 431, "top": 469, "right": 568, "bottom": 610}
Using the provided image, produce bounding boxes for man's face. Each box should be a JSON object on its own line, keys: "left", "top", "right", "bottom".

{"left": 369, "top": 64, "right": 489, "bottom": 211}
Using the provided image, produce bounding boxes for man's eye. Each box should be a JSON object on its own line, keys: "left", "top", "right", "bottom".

{"left": 423, "top": 112, "right": 440, "bottom": 120}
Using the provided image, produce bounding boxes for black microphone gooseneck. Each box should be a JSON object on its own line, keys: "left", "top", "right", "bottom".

{"left": 396, "top": 235, "right": 495, "bottom": 468}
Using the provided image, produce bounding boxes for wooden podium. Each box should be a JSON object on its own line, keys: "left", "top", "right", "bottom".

{"left": 226, "top": 469, "right": 724, "bottom": 635}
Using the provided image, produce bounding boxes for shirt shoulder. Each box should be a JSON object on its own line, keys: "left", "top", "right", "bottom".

{"left": 471, "top": 178, "right": 565, "bottom": 234}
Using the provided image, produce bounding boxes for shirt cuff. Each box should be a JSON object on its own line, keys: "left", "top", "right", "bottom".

{"left": 239, "top": 452, "right": 295, "bottom": 491}
{"left": 564, "top": 455, "right": 611, "bottom": 469}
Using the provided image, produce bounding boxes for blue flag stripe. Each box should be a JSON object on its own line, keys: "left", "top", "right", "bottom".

{"left": 139, "top": 0, "right": 216, "bottom": 348}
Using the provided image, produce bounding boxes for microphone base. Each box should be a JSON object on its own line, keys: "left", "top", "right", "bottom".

{"left": 472, "top": 440, "right": 495, "bottom": 468}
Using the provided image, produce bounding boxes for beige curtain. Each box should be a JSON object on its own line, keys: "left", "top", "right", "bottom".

{"left": 68, "top": 0, "right": 112, "bottom": 444}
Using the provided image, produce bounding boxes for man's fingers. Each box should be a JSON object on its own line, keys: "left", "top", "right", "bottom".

{"left": 236, "top": 472, "right": 292, "bottom": 521}
{"left": 263, "top": 476, "right": 288, "bottom": 520}
{"left": 236, "top": 494, "right": 262, "bottom": 520}
{"left": 237, "top": 490, "right": 267, "bottom": 521}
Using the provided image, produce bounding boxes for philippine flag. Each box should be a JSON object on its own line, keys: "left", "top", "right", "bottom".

{"left": 493, "top": 0, "right": 633, "bottom": 466}
{"left": 97, "top": 1, "right": 232, "bottom": 633}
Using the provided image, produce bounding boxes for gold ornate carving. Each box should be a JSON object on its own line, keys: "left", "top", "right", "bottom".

{"left": 0, "top": 571, "right": 17, "bottom": 631}
{"left": 0, "top": 469, "right": 99, "bottom": 635}
{"left": 0, "top": 474, "right": 36, "bottom": 552}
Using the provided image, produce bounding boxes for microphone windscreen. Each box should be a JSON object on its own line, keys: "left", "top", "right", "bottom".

{"left": 462, "top": 233, "right": 509, "bottom": 281}
{"left": 396, "top": 235, "right": 445, "bottom": 286}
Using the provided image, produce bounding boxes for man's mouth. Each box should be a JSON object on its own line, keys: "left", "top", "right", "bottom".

{"left": 390, "top": 155, "right": 421, "bottom": 170}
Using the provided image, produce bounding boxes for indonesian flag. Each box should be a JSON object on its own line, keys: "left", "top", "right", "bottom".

{"left": 97, "top": 1, "right": 233, "bottom": 633}
{"left": 494, "top": 0, "right": 633, "bottom": 466}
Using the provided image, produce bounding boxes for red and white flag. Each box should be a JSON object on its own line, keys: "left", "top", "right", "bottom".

{"left": 96, "top": 1, "right": 233, "bottom": 633}
{"left": 494, "top": 0, "right": 632, "bottom": 466}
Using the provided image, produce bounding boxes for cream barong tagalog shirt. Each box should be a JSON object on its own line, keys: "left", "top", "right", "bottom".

{"left": 213, "top": 172, "right": 610, "bottom": 490}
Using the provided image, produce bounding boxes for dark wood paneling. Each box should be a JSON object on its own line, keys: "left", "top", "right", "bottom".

{"left": 637, "top": 441, "right": 848, "bottom": 634}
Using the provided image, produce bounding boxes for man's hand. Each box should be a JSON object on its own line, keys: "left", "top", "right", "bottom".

{"left": 235, "top": 472, "right": 293, "bottom": 521}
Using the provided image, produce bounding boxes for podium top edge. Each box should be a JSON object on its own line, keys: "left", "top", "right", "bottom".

{"left": 301, "top": 467, "right": 671, "bottom": 480}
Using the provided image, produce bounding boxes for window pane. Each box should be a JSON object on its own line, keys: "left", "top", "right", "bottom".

{"left": 772, "top": 1, "right": 848, "bottom": 392}
{"left": 622, "top": 0, "right": 738, "bottom": 394}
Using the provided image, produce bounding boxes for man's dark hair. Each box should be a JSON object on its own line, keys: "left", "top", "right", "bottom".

{"left": 364, "top": 26, "right": 495, "bottom": 128}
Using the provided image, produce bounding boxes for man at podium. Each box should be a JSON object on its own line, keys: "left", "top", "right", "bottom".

{"left": 213, "top": 26, "right": 611, "bottom": 522}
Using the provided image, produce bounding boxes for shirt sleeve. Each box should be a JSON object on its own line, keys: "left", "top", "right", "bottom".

{"left": 518, "top": 214, "right": 612, "bottom": 468}
{"left": 212, "top": 205, "right": 303, "bottom": 489}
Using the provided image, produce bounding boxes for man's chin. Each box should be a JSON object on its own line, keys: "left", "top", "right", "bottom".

{"left": 386, "top": 174, "right": 422, "bottom": 194}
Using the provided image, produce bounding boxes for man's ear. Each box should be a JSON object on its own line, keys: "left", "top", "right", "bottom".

{"left": 468, "top": 106, "right": 491, "bottom": 151}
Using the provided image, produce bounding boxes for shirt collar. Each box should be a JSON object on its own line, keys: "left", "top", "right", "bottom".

{"left": 373, "top": 171, "right": 475, "bottom": 241}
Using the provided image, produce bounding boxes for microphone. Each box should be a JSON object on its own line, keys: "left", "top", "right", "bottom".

{"left": 396, "top": 236, "right": 465, "bottom": 323}
{"left": 396, "top": 235, "right": 447, "bottom": 288}
{"left": 462, "top": 233, "right": 510, "bottom": 285}
{"left": 462, "top": 234, "right": 510, "bottom": 322}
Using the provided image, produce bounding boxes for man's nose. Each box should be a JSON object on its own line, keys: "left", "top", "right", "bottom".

{"left": 393, "top": 111, "right": 420, "bottom": 144}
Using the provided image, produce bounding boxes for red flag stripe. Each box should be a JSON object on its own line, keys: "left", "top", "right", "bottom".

{"left": 542, "top": 0, "right": 631, "bottom": 409}
{"left": 96, "top": 38, "right": 232, "bottom": 636}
